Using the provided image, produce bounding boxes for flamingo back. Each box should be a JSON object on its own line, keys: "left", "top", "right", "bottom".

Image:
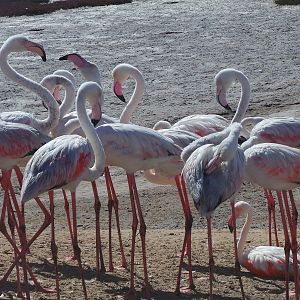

{"left": 21, "top": 135, "right": 92, "bottom": 202}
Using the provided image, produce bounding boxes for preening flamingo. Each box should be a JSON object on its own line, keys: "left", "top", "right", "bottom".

{"left": 228, "top": 201, "right": 300, "bottom": 280}
{"left": 182, "top": 122, "right": 246, "bottom": 299}
{"left": 20, "top": 82, "right": 106, "bottom": 300}
{"left": 243, "top": 142, "right": 300, "bottom": 299}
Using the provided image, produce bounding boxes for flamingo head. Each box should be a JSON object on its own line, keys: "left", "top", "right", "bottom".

{"left": 59, "top": 53, "right": 100, "bottom": 83}
{"left": 112, "top": 63, "right": 137, "bottom": 103}
{"left": 215, "top": 68, "right": 245, "bottom": 112}
{"left": 84, "top": 82, "right": 103, "bottom": 127}
{"left": 227, "top": 201, "right": 250, "bottom": 233}
{"left": 4, "top": 35, "right": 46, "bottom": 61}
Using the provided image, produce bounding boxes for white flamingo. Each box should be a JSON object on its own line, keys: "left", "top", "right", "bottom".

{"left": 243, "top": 142, "right": 300, "bottom": 299}
{"left": 182, "top": 122, "right": 246, "bottom": 299}
{"left": 228, "top": 201, "right": 300, "bottom": 281}
{"left": 20, "top": 82, "right": 106, "bottom": 300}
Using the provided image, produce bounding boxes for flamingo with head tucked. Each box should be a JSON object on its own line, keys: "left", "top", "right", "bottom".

{"left": 20, "top": 82, "right": 106, "bottom": 300}
{"left": 182, "top": 122, "right": 246, "bottom": 299}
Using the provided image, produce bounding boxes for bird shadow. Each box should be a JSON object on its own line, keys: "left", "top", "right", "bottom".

{"left": 187, "top": 262, "right": 285, "bottom": 295}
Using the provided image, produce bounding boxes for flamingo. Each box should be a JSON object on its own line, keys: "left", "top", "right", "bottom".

{"left": 0, "top": 35, "right": 61, "bottom": 135}
{"left": 152, "top": 68, "right": 251, "bottom": 138}
{"left": 182, "top": 122, "right": 246, "bottom": 299}
{"left": 92, "top": 120, "right": 183, "bottom": 299}
{"left": 20, "top": 81, "right": 106, "bottom": 300}
{"left": 243, "top": 142, "right": 300, "bottom": 299}
{"left": 0, "top": 120, "right": 52, "bottom": 299}
{"left": 228, "top": 201, "right": 300, "bottom": 281}
{"left": 57, "top": 59, "right": 146, "bottom": 271}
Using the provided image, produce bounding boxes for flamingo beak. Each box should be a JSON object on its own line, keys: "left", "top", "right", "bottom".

{"left": 216, "top": 85, "right": 232, "bottom": 111}
{"left": 59, "top": 53, "right": 86, "bottom": 68}
{"left": 113, "top": 81, "right": 126, "bottom": 103}
{"left": 91, "top": 118, "right": 100, "bottom": 127}
{"left": 53, "top": 86, "right": 62, "bottom": 105}
{"left": 25, "top": 41, "right": 46, "bottom": 62}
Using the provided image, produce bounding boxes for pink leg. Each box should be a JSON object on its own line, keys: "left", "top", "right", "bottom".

{"left": 0, "top": 192, "right": 55, "bottom": 293}
{"left": 104, "top": 168, "right": 114, "bottom": 272}
{"left": 70, "top": 192, "right": 88, "bottom": 300}
{"left": 129, "top": 173, "right": 151, "bottom": 300}
{"left": 124, "top": 173, "right": 138, "bottom": 299}
{"left": 283, "top": 191, "right": 299, "bottom": 299}
{"left": 174, "top": 175, "right": 194, "bottom": 294}
{"left": 2, "top": 170, "right": 31, "bottom": 299}
{"left": 230, "top": 201, "right": 245, "bottom": 300}
{"left": 104, "top": 167, "right": 127, "bottom": 270}
{"left": 276, "top": 191, "right": 291, "bottom": 299}
{"left": 264, "top": 189, "right": 279, "bottom": 246}
{"left": 49, "top": 191, "right": 60, "bottom": 300}
{"left": 0, "top": 189, "right": 22, "bottom": 297}
{"left": 207, "top": 217, "right": 214, "bottom": 300}
{"left": 91, "top": 180, "right": 106, "bottom": 277}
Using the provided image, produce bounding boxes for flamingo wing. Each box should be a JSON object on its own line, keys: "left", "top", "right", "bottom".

{"left": 21, "top": 135, "right": 92, "bottom": 202}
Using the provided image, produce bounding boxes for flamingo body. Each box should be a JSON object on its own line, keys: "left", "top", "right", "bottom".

{"left": 0, "top": 120, "right": 51, "bottom": 170}
{"left": 21, "top": 135, "right": 93, "bottom": 202}
{"left": 96, "top": 123, "right": 182, "bottom": 174}
{"left": 244, "top": 143, "right": 300, "bottom": 191}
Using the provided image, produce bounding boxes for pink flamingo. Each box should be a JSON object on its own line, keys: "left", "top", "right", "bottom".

{"left": 93, "top": 121, "right": 182, "bottom": 299}
{"left": 243, "top": 142, "right": 300, "bottom": 299}
{"left": 57, "top": 59, "right": 146, "bottom": 271}
{"left": 182, "top": 122, "right": 246, "bottom": 299}
{"left": 153, "top": 68, "right": 251, "bottom": 138}
{"left": 20, "top": 81, "right": 105, "bottom": 300}
{"left": 228, "top": 201, "right": 300, "bottom": 282}
{"left": 0, "top": 120, "right": 52, "bottom": 299}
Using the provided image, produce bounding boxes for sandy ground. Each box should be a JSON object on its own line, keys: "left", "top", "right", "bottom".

{"left": 0, "top": 0, "right": 299, "bottom": 299}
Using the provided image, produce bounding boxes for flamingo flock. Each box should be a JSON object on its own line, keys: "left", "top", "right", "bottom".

{"left": 0, "top": 34, "right": 299, "bottom": 300}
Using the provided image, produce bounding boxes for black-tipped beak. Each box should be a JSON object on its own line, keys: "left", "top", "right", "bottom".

{"left": 91, "top": 119, "right": 99, "bottom": 127}
{"left": 223, "top": 104, "right": 232, "bottom": 112}
{"left": 59, "top": 54, "right": 69, "bottom": 61}
{"left": 228, "top": 224, "right": 234, "bottom": 233}
{"left": 238, "top": 136, "right": 247, "bottom": 145}
{"left": 116, "top": 94, "right": 126, "bottom": 103}
{"left": 41, "top": 51, "right": 47, "bottom": 62}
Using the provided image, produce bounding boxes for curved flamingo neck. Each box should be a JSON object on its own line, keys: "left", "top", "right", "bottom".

{"left": 231, "top": 72, "right": 251, "bottom": 124}
{"left": 76, "top": 83, "right": 105, "bottom": 181}
{"left": 0, "top": 45, "right": 59, "bottom": 134}
{"left": 237, "top": 203, "right": 253, "bottom": 263}
{"left": 119, "top": 68, "right": 144, "bottom": 124}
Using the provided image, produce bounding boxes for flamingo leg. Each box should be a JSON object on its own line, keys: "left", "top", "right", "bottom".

{"left": 230, "top": 201, "right": 245, "bottom": 300}
{"left": 104, "top": 168, "right": 114, "bottom": 272}
{"left": 0, "top": 188, "right": 23, "bottom": 297}
{"left": 48, "top": 191, "right": 60, "bottom": 300}
{"left": 0, "top": 187, "right": 54, "bottom": 295}
{"left": 62, "top": 189, "right": 74, "bottom": 246}
{"left": 91, "top": 180, "right": 106, "bottom": 277}
{"left": 2, "top": 170, "right": 31, "bottom": 299}
{"left": 129, "top": 173, "right": 151, "bottom": 300}
{"left": 70, "top": 191, "right": 88, "bottom": 300}
{"left": 264, "top": 189, "right": 279, "bottom": 247}
{"left": 276, "top": 191, "right": 291, "bottom": 299}
{"left": 124, "top": 173, "right": 138, "bottom": 299}
{"left": 207, "top": 217, "right": 214, "bottom": 300}
{"left": 104, "top": 167, "right": 127, "bottom": 270}
{"left": 174, "top": 175, "right": 194, "bottom": 294}
{"left": 283, "top": 191, "right": 299, "bottom": 300}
